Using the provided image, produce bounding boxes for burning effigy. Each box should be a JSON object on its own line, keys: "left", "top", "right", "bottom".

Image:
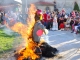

{"left": 6, "top": 4, "right": 58, "bottom": 60}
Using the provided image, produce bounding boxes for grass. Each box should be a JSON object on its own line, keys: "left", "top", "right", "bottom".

{"left": 0, "top": 29, "right": 14, "bottom": 53}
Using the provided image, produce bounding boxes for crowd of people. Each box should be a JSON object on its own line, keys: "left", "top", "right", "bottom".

{"left": 0, "top": 11, "right": 17, "bottom": 25}
{"left": 0, "top": 10, "right": 23, "bottom": 26}
{"left": 37, "top": 9, "right": 80, "bottom": 34}
{"left": 0, "top": 8, "right": 80, "bottom": 34}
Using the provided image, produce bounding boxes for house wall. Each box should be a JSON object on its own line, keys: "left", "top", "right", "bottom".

{"left": 56, "top": 0, "right": 74, "bottom": 13}
{"left": 27, "top": 0, "right": 80, "bottom": 13}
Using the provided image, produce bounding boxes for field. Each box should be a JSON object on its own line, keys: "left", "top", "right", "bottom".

{"left": 0, "top": 29, "right": 14, "bottom": 53}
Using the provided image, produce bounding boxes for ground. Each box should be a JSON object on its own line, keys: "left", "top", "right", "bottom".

{"left": 0, "top": 28, "right": 14, "bottom": 53}
{"left": 0, "top": 27, "right": 80, "bottom": 60}
{"left": 46, "top": 30, "right": 80, "bottom": 60}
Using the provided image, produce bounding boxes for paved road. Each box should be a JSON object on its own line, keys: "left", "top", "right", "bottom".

{"left": 46, "top": 30, "right": 80, "bottom": 60}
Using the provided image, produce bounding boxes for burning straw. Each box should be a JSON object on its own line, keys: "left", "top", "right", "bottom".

{"left": 6, "top": 4, "right": 41, "bottom": 60}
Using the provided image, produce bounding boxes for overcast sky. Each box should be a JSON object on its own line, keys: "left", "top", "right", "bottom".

{"left": 15, "top": 0, "right": 22, "bottom": 3}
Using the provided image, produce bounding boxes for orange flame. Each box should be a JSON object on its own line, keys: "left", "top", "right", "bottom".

{"left": 8, "top": 4, "right": 40, "bottom": 60}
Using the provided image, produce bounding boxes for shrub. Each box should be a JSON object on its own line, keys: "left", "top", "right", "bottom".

{"left": 73, "top": 2, "right": 79, "bottom": 11}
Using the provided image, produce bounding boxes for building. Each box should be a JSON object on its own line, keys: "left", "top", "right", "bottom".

{"left": 34, "top": 0, "right": 54, "bottom": 11}
{"left": 0, "top": 0, "right": 21, "bottom": 11}
{"left": 27, "top": 0, "right": 80, "bottom": 13}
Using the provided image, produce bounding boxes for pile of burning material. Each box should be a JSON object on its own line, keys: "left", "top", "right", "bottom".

{"left": 14, "top": 41, "right": 58, "bottom": 60}
{"left": 6, "top": 4, "right": 58, "bottom": 60}
{"left": 39, "top": 42, "right": 58, "bottom": 58}
{"left": 14, "top": 40, "right": 42, "bottom": 60}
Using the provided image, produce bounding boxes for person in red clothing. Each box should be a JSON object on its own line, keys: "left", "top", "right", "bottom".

{"left": 47, "top": 13, "right": 51, "bottom": 30}
{"left": 43, "top": 11, "right": 47, "bottom": 28}
{"left": 71, "top": 10, "right": 76, "bottom": 18}
{"left": 59, "top": 17, "right": 65, "bottom": 30}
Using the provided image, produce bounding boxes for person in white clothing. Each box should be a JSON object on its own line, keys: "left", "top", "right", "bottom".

{"left": 52, "top": 15, "right": 58, "bottom": 30}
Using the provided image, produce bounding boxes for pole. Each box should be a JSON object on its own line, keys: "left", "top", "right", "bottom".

{"left": 21, "top": 0, "right": 27, "bottom": 23}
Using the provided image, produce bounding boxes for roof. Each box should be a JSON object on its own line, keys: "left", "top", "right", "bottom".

{"left": 34, "top": 1, "right": 53, "bottom": 6}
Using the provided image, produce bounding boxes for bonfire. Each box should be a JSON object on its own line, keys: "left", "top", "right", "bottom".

{"left": 6, "top": 4, "right": 58, "bottom": 60}
{"left": 9, "top": 4, "right": 40, "bottom": 60}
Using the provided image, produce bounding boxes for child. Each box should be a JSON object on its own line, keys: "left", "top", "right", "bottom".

{"left": 65, "top": 17, "right": 71, "bottom": 30}
{"left": 70, "top": 18, "right": 74, "bottom": 33}
{"left": 59, "top": 17, "right": 65, "bottom": 30}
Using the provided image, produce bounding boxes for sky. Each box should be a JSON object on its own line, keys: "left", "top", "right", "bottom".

{"left": 14, "top": 0, "right": 22, "bottom": 3}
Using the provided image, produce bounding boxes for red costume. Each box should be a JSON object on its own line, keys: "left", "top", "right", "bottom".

{"left": 43, "top": 13, "right": 47, "bottom": 22}
{"left": 59, "top": 23, "right": 65, "bottom": 29}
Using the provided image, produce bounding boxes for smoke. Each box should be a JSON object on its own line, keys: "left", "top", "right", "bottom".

{"left": 3, "top": 27, "right": 14, "bottom": 36}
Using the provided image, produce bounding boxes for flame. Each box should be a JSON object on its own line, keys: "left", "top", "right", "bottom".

{"left": 7, "top": 4, "right": 40, "bottom": 60}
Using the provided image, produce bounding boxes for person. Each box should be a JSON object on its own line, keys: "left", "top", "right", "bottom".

{"left": 43, "top": 11, "right": 47, "bottom": 28}
{"left": 61, "top": 8, "right": 66, "bottom": 17}
{"left": 71, "top": 10, "right": 76, "bottom": 18}
{"left": 52, "top": 14, "right": 58, "bottom": 30}
{"left": 33, "top": 10, "right": 58, "bottom": 59}
{"left": 65, "top": 17, "right": 71, "bottom": 30}
{"left": 77, "top": 19, "right": 80, "bottom": 32}
{"left": 50, "top": 12, "right": 55, "bottom": 30}
{"left": 74, "top": 19, "right": 79, "bottom": 34}
{"left": 47, "top": 12, "right": 51, "bottom": 30}
{"left": 59, "top": 16, "right": 65, "bottom": 30}
{"left": 33, "top": 10, "right": 48, "bottom": 44}
{"left": 70, "top": 18, "right": 75, "bottom": 33}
